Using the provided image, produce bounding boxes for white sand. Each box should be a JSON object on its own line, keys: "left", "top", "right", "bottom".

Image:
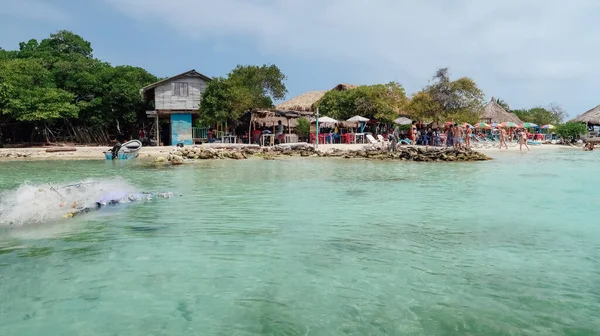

{"left": 0, "top": 142, "right": 579, "bottom": 161}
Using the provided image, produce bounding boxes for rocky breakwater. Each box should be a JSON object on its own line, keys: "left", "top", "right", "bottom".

{"left": 163, "top": 143, "right": 490, "bottom": 164}
{"left": 332, "top": 146, "right": 491, "bottom": 162}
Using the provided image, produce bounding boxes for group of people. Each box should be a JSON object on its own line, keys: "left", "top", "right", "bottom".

{"left": 498, "top": 128, "right": 531, "bottom": 151}
{"left": 406, "top": 121, "right": 534, "bottom": 152}
{"left": 584, "top": 142, "right": 595, "bottom": 151}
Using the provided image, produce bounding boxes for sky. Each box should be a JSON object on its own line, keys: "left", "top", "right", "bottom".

{"left": 1, "top": 0, "right": 599, "bottom": 118}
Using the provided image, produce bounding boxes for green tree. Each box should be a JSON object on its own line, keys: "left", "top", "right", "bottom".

{"left": 0, "top": 58, "right": 78, "bottom": 122}
{"left": 424, "top": 68, "right": 484, "bottom": 122}
{"left": 227, "top": 64, "right": 287, "bottom": 108}
{"left": 513, "top": 103, "right": 565, "bottom": 125}
{"left": 199, "top": 64, "right": 287, "bottom": 124}
{"left": 405, "top": 91, "right": 439, "bottom": 121}
{"left": 37, "top": 30, "right": 93, "bottom": 58}
{"left": 315, "top": 82, "right": 407, "bottom": 122}
{"left": 555, "top": 122, "right": 587, "bottom": 142}
{"left": 295, "top": 117, "right": 310, "bottom": 139}
{"left": 199, "top": 77, "right": 236, "bottom": 125}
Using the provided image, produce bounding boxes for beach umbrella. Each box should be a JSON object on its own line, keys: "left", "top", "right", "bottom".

{"left": 462, "top": 123, "right": 475, "bottom": 128}
{"left": 347, "top": 115, "right": 370, "bottom": 123}
{"left": 541, "top": 124, "right": 555, "bottom": 129}
{"left": 394, "top": 117, "right": 412, "bottom": 125}
{"left": 500, "top": 121, "right": 518, "bottom": 128}
{"left": 491, "top": 123, "right": 501, "bottom": 127}
{"left": 311, "top": 116, "right": 337, "bottom": 124}
{"left": 521, "top": 122, "right": 538, "bottom": 128}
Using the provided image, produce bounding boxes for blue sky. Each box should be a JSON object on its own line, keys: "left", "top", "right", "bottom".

{"left": 1, "top": 0, "right": 599, "bottom": 118}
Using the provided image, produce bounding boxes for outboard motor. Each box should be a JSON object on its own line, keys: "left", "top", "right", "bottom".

{"left": 110, "top": 142, "right": 121, "bottom": 160}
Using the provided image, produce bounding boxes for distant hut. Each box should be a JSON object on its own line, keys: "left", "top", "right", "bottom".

{"left": 481, "top": 97, "right": 523, "bottom": 124}
{"left": 572, "top": 105, "right": 600, "bottom": 126}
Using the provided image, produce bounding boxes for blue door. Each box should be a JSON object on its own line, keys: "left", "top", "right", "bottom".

{"left": 171, "top": 113, "right": 193, "bottom": 146}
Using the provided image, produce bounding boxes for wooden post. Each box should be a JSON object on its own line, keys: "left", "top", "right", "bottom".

{"left": 249, "top": 112, "right": 253, "bottom": 144}
{"left": 155, "top": 113, "right": 160, "bottom": 146}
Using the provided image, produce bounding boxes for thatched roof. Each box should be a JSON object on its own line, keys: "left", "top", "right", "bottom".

{"left": 331, "top": 83, "right": 358, "bottom": 91}
{"left": 253, "top": 116, "right": 299, "bottom": 128}
{"left": 275, "top": 91, "right": 328, "bottom": 112}
{"left": 572, "top": 105, "right": 600, "bottom": 125}
{"left": 275, "top": 83, "right": 358, "bottom": 112}
{"left": 481, "top": 97, "right": 523, "bottom": 124}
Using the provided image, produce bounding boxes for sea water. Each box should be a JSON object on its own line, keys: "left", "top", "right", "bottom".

{"left": 0, "top": 149, "right": 599, "bottom": 335}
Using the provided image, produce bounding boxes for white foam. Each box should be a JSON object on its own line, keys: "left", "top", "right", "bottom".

{"left": 0, "top": 178, "right": 136, "bottom": 226}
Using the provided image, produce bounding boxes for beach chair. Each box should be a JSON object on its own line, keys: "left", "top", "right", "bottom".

{"left": 366, "top": 134, "right": 383, "bottom": 148}
{"left": 377, "top": 134, "right": 389, "bottom": 144}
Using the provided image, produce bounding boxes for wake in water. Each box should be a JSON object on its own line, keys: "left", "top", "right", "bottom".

{"left": 0, "top": 178, "right": 174, "bottom": 226}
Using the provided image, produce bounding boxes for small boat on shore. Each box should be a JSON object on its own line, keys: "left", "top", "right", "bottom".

{"left": 104, "top": 140, "right": 142, "bottom": 160}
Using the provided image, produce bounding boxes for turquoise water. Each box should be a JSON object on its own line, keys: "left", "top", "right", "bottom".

{"left": 0, "top": 150, "right": 599, "bottom": 335}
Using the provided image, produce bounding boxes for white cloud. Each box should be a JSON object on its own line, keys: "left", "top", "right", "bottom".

{"left": 0, "top": 0, "right": 67, "bottom": 21}
{"left": 104, "top": 0, "right": 600, "bottom": 113}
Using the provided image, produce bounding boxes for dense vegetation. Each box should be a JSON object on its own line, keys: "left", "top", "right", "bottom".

{"left": 512, "top": 103, "right": 566, "bottom": 126}
{"left": 404, "top": 68, "right": 485, "bottom": 124}
{"left": 315, "top": 82, "right": 407, "bottom": 122}
{"left": 198, "top": 65, "right": 287, "bottom": 125}
{"left": 0, "top": 30, "right": 588, "bottom": 145}
{"left": 0, "top": 30, "right": 157, "bottom": 144}
{"left": 555, "top": 122, "right": 588, "bottom": 142}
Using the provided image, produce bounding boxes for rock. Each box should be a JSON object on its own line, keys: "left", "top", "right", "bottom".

{"left": 230, "top": 151, "right": 246, "bottom": 160}
{"left": 171, "top": 155, "right": 184, "bottom": 165}
{"left": 153, "top": 156, "right": 167, "bottom": 163}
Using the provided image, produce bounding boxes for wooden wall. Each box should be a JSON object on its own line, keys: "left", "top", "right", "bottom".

{"left": 155, "top": 76, "right": 208, "bottom": 110}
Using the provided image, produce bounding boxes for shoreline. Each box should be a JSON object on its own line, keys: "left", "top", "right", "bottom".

{"left": 0, "top": 142, "right": 580, "bottom": 161}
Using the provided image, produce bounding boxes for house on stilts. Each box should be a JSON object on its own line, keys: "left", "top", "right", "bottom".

{"left": 141, "top": 69, "right": 212, "bottom": 146}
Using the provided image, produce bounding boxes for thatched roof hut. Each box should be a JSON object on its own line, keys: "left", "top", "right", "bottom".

{"left": 275, "top": 83, "right": 358, "bottom": 112}
{"left": 481, "top": 97, "right": 523, "bottom": 124}
{"left": 275, "top": 91, "right": 328, "bottom": 112}
{"left": 572, "top": 105, "right": 600, "bottom": 125}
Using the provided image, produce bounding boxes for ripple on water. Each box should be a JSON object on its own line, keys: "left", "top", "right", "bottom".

{"left": 0, "top": 154, "right": 599, "bottom": 335}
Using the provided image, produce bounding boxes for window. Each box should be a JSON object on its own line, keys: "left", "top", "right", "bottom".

{"left": 173, "top": 82, "right": 189, "bottom": 96}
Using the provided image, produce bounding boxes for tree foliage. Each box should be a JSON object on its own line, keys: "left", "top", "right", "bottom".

{"left": 0, "top": 30, "right": 158, "bottom": 142}
{"left": 0, "top": 58, "right": 78, "bottom": 121}
{"left": 315, "top": 82, "right": 407, "bottom": 122}
{"left": 199, "top": 64, "right": 287, "bottom": 124}
{"left": 555, "top": 122, "right": 587, "bottom": 141}
{"left": 406, "top": 68, "right": 484, "bottom": 124}
{"left": 513, "top": 103, "right": 566, "bottom": 126}
{"left": 295, "top": 117, "right": 310, "bottom": 137}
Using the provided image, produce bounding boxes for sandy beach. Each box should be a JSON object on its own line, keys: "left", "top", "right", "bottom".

{"left": 0, "top": 142, "right": 580, "bottom": 161}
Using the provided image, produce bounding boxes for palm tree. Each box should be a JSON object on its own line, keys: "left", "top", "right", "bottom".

{"left": 496, "top": 98, "right": 511, "bottom": 112}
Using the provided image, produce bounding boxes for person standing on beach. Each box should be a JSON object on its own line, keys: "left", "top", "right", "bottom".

{"left": 453, "top": 124, "right": 461, "bottom": 148}
{"left": 520, "top": 129, "right": 530, "bottom": 151}
{"left": 411, "top": 121, "right": 418, "bottom": 145}
{"left": 499, "top": 128, "right": 508, "bottom": 149}
{"left": 465, "top": 125, "right": 472, "bottom": 148}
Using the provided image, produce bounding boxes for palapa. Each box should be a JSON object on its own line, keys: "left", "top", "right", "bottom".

{"left": 481, "top": 97, "right": 523, "bottom": 124}
{"left": 572, "top": 105, "right": 600, "bottom": 125}
{"left": 275, "top": 83, "right": 358, "bottom": 112}
{"left": 275, "top": 91, "right": 328, "bottom": 112}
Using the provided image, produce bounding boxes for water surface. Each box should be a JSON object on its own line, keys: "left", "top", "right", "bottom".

{"left": 0, "top": 150, "right": 599, "bottom": 335}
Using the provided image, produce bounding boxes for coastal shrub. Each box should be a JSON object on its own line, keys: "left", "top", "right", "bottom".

{"left": 296, "top": 117, "right": 310, "bottom": 140}
{"left": 555, "top": 122, "right": 587, "bottom": 142}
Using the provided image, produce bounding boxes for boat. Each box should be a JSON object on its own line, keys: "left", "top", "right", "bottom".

{"left": 104, "top": 139, "right": 142, "bottom": 160}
